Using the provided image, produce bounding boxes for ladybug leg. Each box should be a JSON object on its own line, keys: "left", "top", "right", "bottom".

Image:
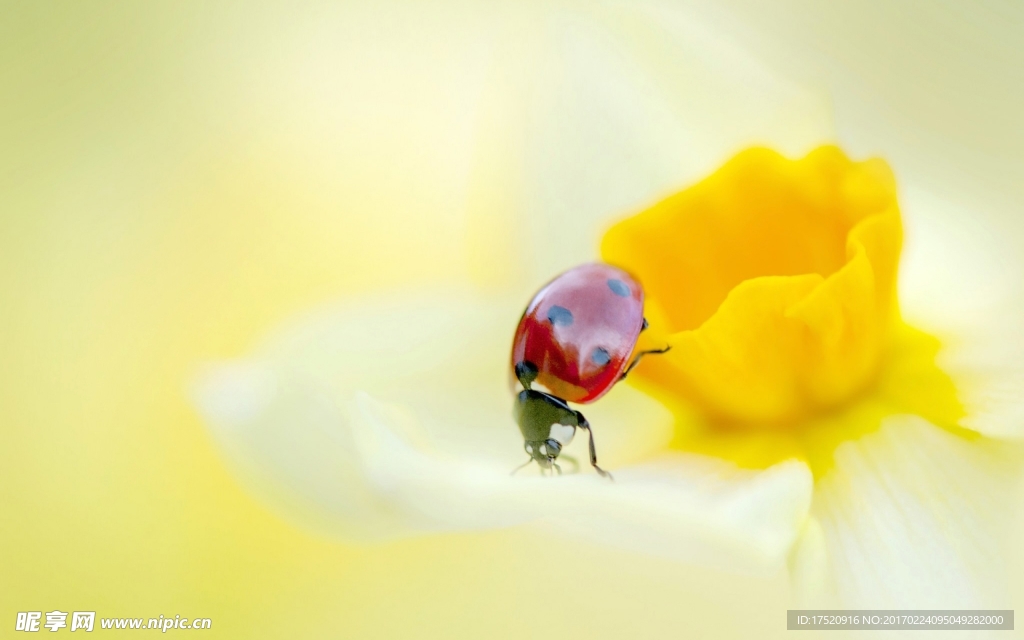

{"left": 575, "top": 413, "right": 613, "bottom": 480}
{"left": 514, "top": 361, "right": 539, "bottom": 390}
{"left": 619, "top": 345, "right": 672, "bottom": 381}
{"left": 559, "top": 453, "right": 580, "bottom": 474}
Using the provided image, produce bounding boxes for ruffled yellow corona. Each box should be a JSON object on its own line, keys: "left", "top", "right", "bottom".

{"left": 602, "top": 147, "right": 964, "bottom": 470}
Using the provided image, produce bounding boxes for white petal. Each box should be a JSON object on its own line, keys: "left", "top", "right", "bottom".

{"left": 790, "top": 414, "right": 1022, "bottom": 608}
{"left": 191, "top": 361, "right": 424, "bottom": 540}
{"left": 900, "top": 185, "right": 1024, "bottom": 440}
{"left": 191, "top": 292, "right": 813, "bottom": 570}
{"left": 354, "top": 390, "right": 813, "bottom": 570}
{"left": 464, "top": 2, "right": 833, "bottom": 287}
{"left": 940, "top": 319, "right": 1024, "bottom": 441}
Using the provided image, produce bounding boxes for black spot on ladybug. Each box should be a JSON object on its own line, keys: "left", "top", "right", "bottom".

{"left": 607, "top": 278, "right": 630, "bottom": 297}
{"left": 591, "top": 347, "right": 611, "bottom": 366}
{"left": 547, "top": 305, "right": 574, "bottom": 326}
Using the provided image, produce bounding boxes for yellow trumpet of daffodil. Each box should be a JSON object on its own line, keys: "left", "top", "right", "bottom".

{"left": 602, "top": 146, "right": 969, "bottom": 478}
{"left": 605, "top": 146, "right": 902, "bottom": 428}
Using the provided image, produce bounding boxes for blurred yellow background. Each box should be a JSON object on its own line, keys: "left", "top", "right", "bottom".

{"left": 3, "top": 2, "right": 1022, "bottom": 638}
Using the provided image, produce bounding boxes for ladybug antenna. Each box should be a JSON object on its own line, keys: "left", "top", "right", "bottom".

{"left": 514, "top": 361, "right": 539, "bottom": 389}
{"left": 510, "top": 457, "right": 534, "bottom": 476}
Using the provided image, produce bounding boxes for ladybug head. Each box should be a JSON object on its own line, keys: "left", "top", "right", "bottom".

{"left": 524, "top": 438, "right": 563, "bottom": 471}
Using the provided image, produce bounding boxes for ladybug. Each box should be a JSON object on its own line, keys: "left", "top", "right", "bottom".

{"left": 510, "top": 263, "right": 669, "bottom": 478}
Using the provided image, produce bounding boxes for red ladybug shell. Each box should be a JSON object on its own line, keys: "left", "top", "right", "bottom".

{"left": 511, "top": 263, "right": 645, "bottom": 404}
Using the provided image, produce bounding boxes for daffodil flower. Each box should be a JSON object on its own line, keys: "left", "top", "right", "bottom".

{"left": 191, "top": 5, "right": 1022, "bottom": 610}
{"left": 192, "top": 144, "right": 1022, "bottom": 608}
